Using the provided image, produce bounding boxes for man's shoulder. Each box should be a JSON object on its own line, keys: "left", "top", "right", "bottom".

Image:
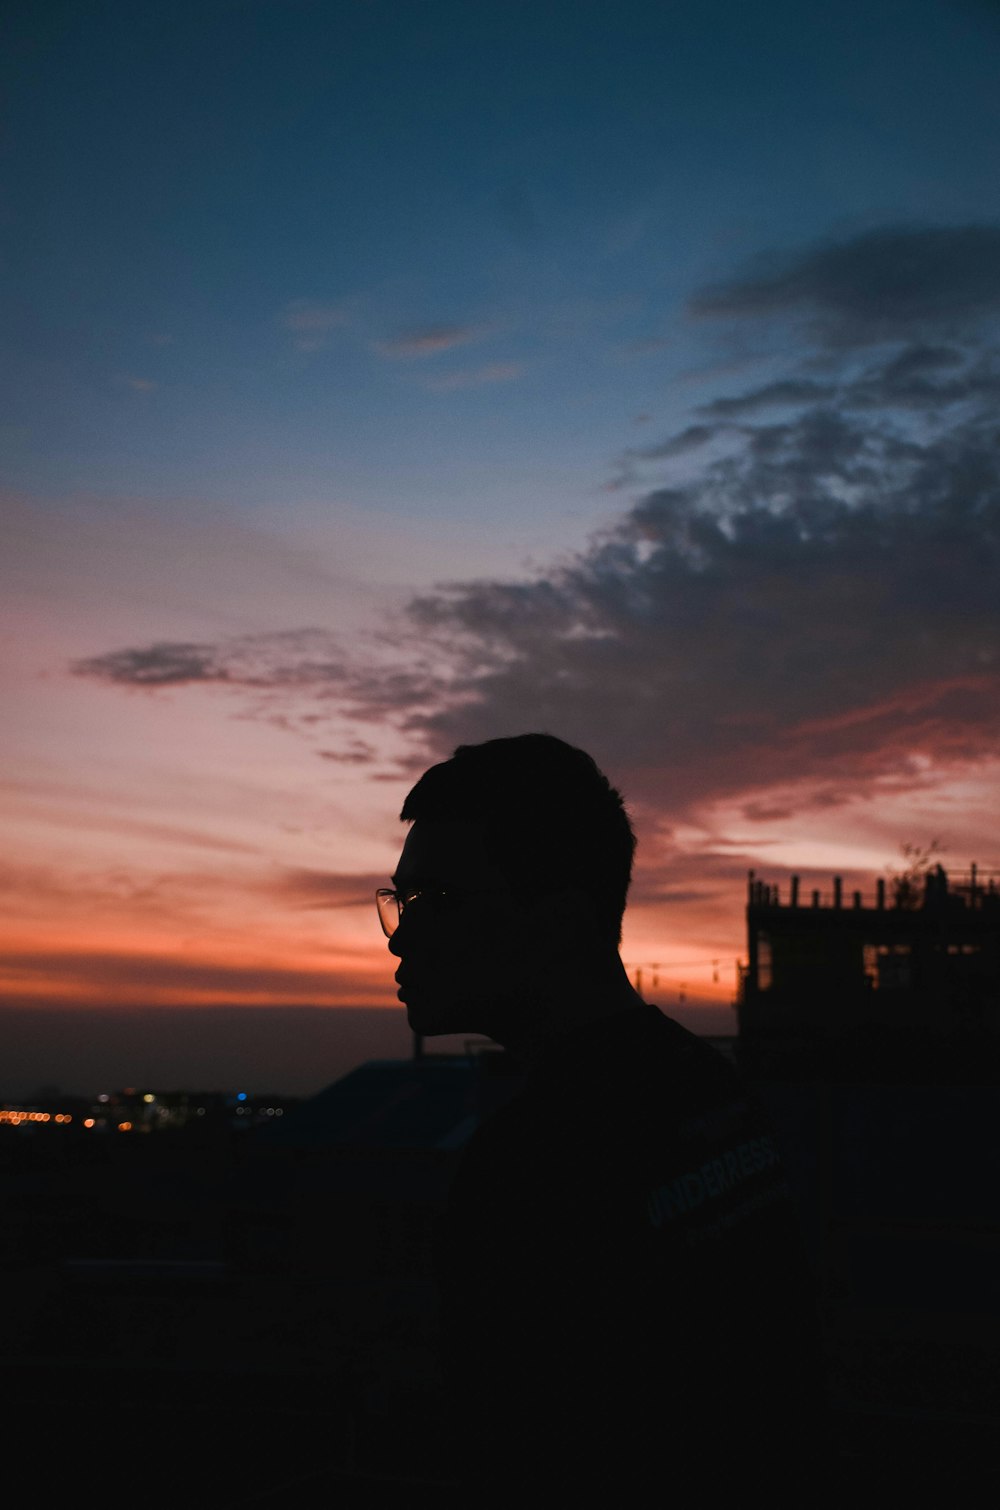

{"left": 456, "top": 1005, "right": 752, "bottom": 1179}
{"left": 559, "top": 1003, "right": 746, "bottom": 1113}
{"left": 638, "top": 1009, "right": 750, "bottom": 1111}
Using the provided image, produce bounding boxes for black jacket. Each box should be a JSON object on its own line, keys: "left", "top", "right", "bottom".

{"left": 438, "top": 1004, "right": 826, "bottom": 1499}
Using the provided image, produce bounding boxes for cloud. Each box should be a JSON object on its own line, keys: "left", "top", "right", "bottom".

{"left": 72, "top": 627, "right": 436, "bottom": 764}
{"left": 273, "top": 868, "right": 389, "bottom": 908}
{"left": 21, "top": 808, "right": 261, "bottom": 857}
{"left": 0, "top": 855, "right": 263, "bottom": 933}
{"left": 74, "top": 641, "right": 232, "bottom": 687}
{"left": 694, "top": 352, "right": 1000, "bottom": 420}
{"left": 316, "top": 736, "right": 378, "bottom": 764}
{"left": 375, "top": 228, "right": 1000, "bottom": 811}
{"left": 0, "top": 943, "right": 389, "bottom": 1008}
{"left": 690, "top": 223, "right": 1000, "bottom": 346}
{"left": 627, "top": 846, "right": 763, "bottom": 908}
{"left": 698, "top": 380, "right": 836, "bottom": 418}
{"left": 75, "top": 406, "right": 1000, "bottom": 815}
{"left": 425, "top": 362, "right": 524, "bottom": 392}
{"left": 279, "top": 299, "right": 353, "bottom": 351}
{"left": 849, "top": 345, "right": 1000, "bottom": 412}
{"left": 393, "top": 455, "right": 1000, "bottom": 813}
{"left": 376, "top": 324, "right": 479, "bottom": 358}
{"left": 74, "top": 224, "right": 1000, "bottom": 830}
{"left": 74, "top": 629, "right": 362, "bottom": 694}
{"left": 637, "top": 423, "right": 719, "bottom": 458}
{"left": 121, "top": 375, "right": 157, "bottom": 392}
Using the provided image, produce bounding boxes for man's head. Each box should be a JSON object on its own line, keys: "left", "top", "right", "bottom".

{"left": 384, "top": 734, "right": 636, "bottom": 1039}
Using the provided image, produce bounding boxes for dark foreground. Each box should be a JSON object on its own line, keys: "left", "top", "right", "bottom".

{"left": 3, "top": 1060, "right": 998, "bottom": 1502}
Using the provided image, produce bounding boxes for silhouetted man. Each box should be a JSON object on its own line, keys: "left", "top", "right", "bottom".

{"left": 379, "top": 734, "right": 824, "bottom": 1500}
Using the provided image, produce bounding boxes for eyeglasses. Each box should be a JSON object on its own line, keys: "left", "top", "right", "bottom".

{"left": 375, "top": 886, "right": 496, "bottom": 939}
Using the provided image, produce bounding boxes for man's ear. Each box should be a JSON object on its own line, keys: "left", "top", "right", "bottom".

{"left": 532, "top": 885, "right": 600, "bottom": 937}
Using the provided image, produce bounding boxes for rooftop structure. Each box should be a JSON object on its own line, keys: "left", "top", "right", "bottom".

{"left": 738, "top": 864, "right": 1000, "bottom": 1076}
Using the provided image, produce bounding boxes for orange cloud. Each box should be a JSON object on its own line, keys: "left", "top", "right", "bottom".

{"left": 0, "top": 938, "right": 394, "bottom": 1009}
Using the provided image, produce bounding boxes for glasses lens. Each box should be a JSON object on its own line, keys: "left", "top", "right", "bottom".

{"left": 375, "top": 889, "right": 399, "bottom": 938}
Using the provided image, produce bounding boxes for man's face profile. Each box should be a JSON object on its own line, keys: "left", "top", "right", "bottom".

{"left": 388, "top": 818, "right": 535, "bottom": 1038}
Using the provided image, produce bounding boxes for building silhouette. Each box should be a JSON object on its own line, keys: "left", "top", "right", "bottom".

{"left": 738, "top": 863, "right": 1000, "bottom": 1077}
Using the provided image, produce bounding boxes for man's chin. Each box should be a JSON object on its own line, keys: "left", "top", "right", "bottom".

{"left": 405, "top": 1002, "right": 448, "bottom": 1036}
{"left": 404, "top": 996, "right": 473, "bottom": 1038}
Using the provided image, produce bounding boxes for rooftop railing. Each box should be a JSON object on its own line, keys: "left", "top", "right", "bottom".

{"left": 748, "top": 868, "right": 1000, "bottom": 912}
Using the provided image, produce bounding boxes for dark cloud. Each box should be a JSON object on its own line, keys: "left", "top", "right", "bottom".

{"left": 876, "top": 344, "right": 965, "bottom": 380}
{"left": 72, "top": 625, "right": 438, "bottom": 763}
{"left": 77, "top": 405, "right": 1000, "bottom": 818}
{"left": 849, "top": 346, "right": 1000, "bottom": 412}
{"left": 628, "top": 846, "right": 758, "bottom": 908}
{"left": 74, "top": 641, "right": 231, "bottom": 687}
{"left": 638, "top": 424, "right": 719, "bottom": 458}
{"left": 386, "top": 232, "right": 1000, "bottom": 812}
{"left": 75, "top": 629, "right": 352, "bottom": 695}
{"left": 691, "top": 224, "right": 1000, "bottom": 345}
{"left": 698, "top": 380, "right": 836, "bottom": 418}
{"left": 316, "top": 742, "right": 378, "bottom": 765}
{"left": 73, "top": 225, "right": 1000, "bottom": 825}
{"left": 395, "top": 457, "right": 1000, "bottom": 811}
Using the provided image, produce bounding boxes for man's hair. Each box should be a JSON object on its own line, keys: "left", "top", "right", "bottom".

{"left": 400, "top": 733, "right": 636, "bottom": 946}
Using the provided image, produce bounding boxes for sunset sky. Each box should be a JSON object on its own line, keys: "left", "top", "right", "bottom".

{"left": 4, "top": 0, "right": 1000, "bottom": 1095}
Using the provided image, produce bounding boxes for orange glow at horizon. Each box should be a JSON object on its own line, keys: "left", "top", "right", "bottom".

{"left": 6, "top": 760, "right": 1000, "bottom": 1022}
{"left": 5, "top": 601, "right": 1000, "bottom": 1052}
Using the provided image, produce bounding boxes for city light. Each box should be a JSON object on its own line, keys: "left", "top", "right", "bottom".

{"left": 0, "top": 1110, "right": 67, "bottom": 1124}
{"left": 2, "top": 1091, "right": 291, "bottom": 1133}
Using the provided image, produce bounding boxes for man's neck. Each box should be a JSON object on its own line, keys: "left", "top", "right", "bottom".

{"left": 490, "top": 954, "right": 646, "bottom": 1061}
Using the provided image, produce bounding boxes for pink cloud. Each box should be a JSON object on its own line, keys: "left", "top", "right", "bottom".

{"left": 426, "top": 362, "right": 524, "bottom": 392}
{"left": 376, "top": 323, "right": 479, "bottom": 358}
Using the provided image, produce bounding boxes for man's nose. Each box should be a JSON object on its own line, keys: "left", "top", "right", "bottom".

{"left": 387, "top": 897, "right": 423, "bottom": 957}
{"left": 388, "top": 910, "right": 411, "bottom": 957}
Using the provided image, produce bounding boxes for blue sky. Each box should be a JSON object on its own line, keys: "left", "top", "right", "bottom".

{"left": 6, "top": 0, "right": 1000, "bottom": 544}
